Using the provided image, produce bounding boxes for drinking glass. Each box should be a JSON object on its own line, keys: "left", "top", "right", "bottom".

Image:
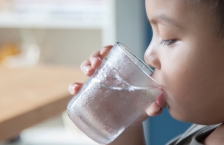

{"left": 67, "top": 42, "right": 162, "bottom": 144}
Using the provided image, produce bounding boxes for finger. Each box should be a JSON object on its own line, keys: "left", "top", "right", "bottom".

{"left": 89, "top": 45, "right": 113, "bottom": 69}
{"left": 90, "top": 56, "right": 102, "bottom": 69}
{"left": 100, "top": 45, "right": 113, "bottom": 59}
{"left": 80, "top": 60, "right": 95, "bottom": 76}
{"left": 68, "top": 82, "right": 83, "bottom": 95}
{"left": 89, "top": 51, "right": 102, "bottom": 69}
{"left": 90, "top": 51, "right": 101, "bottom": 58}
{"left": 146, "top": 102, "right": 162, "bottom": 116}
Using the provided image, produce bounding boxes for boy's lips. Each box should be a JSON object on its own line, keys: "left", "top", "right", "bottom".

{"left": 156, "top": 92, "right": 167, "bottom": 108}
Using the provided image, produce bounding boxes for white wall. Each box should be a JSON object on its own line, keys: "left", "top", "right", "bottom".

{"left": 115, "top": 0, "right": 146, "bottom": 58}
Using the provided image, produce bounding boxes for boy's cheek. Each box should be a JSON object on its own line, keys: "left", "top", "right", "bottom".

{"left": 158, "top": 65, "right": 193, "bottom": 98}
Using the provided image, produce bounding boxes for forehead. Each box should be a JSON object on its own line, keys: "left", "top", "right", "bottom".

{"left": 145, "top": 0, "right": 214, "bottom": 32}
{"left": 145, "top": 0, "right": 192, "bottom": 25}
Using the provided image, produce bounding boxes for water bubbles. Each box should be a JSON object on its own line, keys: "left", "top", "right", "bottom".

{"left": 67, "top": 63, "right": 161, "bottom": 144}
{"left": 140, "top": 90, "right": 147, "bottom": 95}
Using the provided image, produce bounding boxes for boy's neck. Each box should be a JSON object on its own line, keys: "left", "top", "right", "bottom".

{"left": 203, "top": 123, "right": 224, "bottom": 145}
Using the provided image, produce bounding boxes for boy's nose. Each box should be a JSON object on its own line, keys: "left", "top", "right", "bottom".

{"left": 144, "top": 44, "right": 161, "bottom": 70}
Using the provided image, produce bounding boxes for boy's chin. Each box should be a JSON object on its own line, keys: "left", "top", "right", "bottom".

{"left": 168, "top": 107, "right": 196, "bottom": 123}
{"left": 169, "top": 109, "right": 221, "bottom": 125}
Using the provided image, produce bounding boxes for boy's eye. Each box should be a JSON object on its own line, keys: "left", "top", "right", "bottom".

{"left": 161, "top": 39, "right": 177, "bottom": 46}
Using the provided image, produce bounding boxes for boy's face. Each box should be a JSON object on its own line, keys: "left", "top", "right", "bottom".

{"left": 145, "top": 0, "right": 224, "bottom": 124}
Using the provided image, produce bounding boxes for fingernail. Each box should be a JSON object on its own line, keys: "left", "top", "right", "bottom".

{"left": 84, "top": 65, "right": 92, "bottom": 73}
{"left": 68, "top": 83, "right": 77, "bottom": 95}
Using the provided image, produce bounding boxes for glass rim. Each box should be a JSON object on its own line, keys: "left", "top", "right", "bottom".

{"left": 117, "top": 42, "right": 160, "bottom": 85}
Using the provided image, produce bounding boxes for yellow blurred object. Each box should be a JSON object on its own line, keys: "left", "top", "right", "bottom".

{"left": 0, "top": 43, "right": 21, "bottom": 63}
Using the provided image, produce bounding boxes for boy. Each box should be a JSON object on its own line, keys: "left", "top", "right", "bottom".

{"left": 68, "top": 0, "right": 224, "bottom": 144}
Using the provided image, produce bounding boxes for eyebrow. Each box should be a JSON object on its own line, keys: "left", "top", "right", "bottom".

{"left": 148, "top": 14, "right": 181, "bottom": 28}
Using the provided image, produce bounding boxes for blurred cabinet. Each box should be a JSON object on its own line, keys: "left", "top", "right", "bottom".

{"left": 0, "top": 0, "right": 116, "bottom": 66}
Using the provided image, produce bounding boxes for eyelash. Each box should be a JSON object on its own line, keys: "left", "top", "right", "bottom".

{"left": 161, "top": 39, "right": 177, "bottom": 46}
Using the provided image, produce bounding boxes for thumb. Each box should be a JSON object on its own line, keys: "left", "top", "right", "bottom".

{"left": 146, "top": 102, "right": 162, "bottom": 116}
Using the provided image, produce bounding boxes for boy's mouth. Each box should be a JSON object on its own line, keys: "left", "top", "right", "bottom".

{"left": 156, "top": 92, "right": 167, "bottom": 108}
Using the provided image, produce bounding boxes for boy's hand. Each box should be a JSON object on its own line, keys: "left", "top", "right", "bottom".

{"left": 68, "top": 45, "right": 162, "bottom": 119}
{"left": 68, "top": 45, "right": 113, "bottom": 95}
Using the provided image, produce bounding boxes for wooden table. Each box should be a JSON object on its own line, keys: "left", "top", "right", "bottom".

{"left": 0, "top": 65, "right": 87, "bottom": 140}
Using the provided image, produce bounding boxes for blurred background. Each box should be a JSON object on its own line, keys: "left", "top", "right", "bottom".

{"left": 0, "top": 0, "right": 191, "bottom": 145}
